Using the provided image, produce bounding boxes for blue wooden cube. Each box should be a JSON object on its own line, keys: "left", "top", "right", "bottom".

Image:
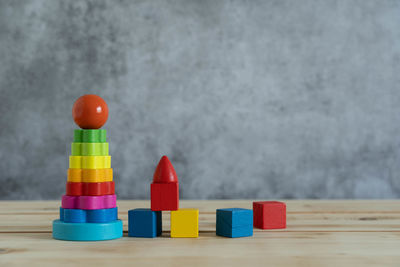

{"left": 216, "top": 208, "right": 253, "bottom": 238}
{"left": 128, "top": 208, "right": 162, "bottom": 238}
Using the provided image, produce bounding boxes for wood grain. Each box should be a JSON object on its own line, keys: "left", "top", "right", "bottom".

{"left": 0, "top": 200, "right": 399, "bottom": 266}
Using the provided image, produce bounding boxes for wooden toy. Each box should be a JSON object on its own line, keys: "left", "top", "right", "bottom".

{"left": 86, "top": 208, "right": 118, "bottom": 223}
{"left": 74, "top": 129, "right": 107, "bottom": 143}
{"left": 60, "top": 208, "right": 86, "bottom": 223}
{"left": 151, "top": 183, "right": 179, "bottom": 211}
{"left": 61, "top": 195, "right": 117, "bottom": 210}
{"left": 52, "top": 95, "right": 122, "bottom": 241}
{"left": 153, "top": 155, "right": 178, "bottom": 183}
{"left": 69, "top": 155, "right": 111, "bottom": 169}
{"left": 128, "top": 209, "right": 162, "bottom": 238}
{"left": 72, "top": 95, "right": 109, "bottom": 129}
{"left": 253, "top": 201, "right": 286, "bottom": 229}
{"left": 67, "top": 168, "right": 113, "bottom": 183}
{"left": 66, "top": 181, "right": 115, "bottom": 196}
{"left": 170, "top": 209, "right": 199, "bottom": 238}
{"left": 60, "top": 208, "right": 118, "bottom": 223}
{"left": 53, "top": 220, "right": 122, "bottom": 241}
{"left": 151, "top": 156, "right": 179, "bottom": 211}
{"left": 216, "top": 208, "right": 253, "bottom": 238}
{"left": 71, "top": 143, "right": 109, "bottom": 156}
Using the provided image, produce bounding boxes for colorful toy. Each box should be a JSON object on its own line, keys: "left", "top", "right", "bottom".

{"left": 129, "top": 156, "right": 201, "bottom": 238}
{"left": 71, "top": 142, "right": 109, "bottom": 156}
{"left": 55, "top": 96, "right": 291, "bottom": 241}
{"left": 253, "top": 201, "right": 286, "bottom": 229}
{"left": 128, "top": 156, "right": 177, "bottom": 238}
{"left": 60, "top": 207, "right": 118, "bottom": 223}
{"left": 69, "top": 155, "right": 111, "bottom": 169}
{"left": 151, "top": 156, "right": 179, "bottom": 211}
{"left": 72, "top": 95, "right": 109, "bottom": 129}
{"left": 216, "top": 208, "right": 253, "bottom": 238}
{"left": 67, "top": 168, "right": 113, "bottom": 183}
{"left": 128, "top": 209, "right": 162, "bottom": 238}
{"left": 73, "top": 129, "right": 107, "bottom": 142}
{"left": 53, "top": 220, "right": 122, "bottom": 241}
{"left": 66, "top": 181, "right": 115, "bottom": 196}
{"left": 52, "top": 95, "right": 122, "bottom": 241}
{"left": 61, "top": 195, "right": 117, "bottom": 210}
{"left": 170, "top": 209, "right": 199, "bottom": 238}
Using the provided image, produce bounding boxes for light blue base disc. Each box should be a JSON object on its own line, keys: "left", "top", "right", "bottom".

{"left": 52, "top": 219, "right": 123, "bottom": 241}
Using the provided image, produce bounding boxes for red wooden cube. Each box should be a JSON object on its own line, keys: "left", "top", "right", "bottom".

{"left": 253, "top": 201, "right": 286, "bottom": 229}
{"left": 151, "top": 183, "right": 179, "bottom": 211}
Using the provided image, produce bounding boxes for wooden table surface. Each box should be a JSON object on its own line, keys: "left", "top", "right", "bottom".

{"left": 0, "top": 200, "right": 400, "bottom": 266}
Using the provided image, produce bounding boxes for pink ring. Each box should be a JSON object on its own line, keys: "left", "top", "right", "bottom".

{"left": 61, "top": 195, "right": 117, "bottom": 210}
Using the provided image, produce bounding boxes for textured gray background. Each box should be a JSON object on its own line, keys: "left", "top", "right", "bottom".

{"left": 1, "top": 0, "right": 400, "bottom": 200}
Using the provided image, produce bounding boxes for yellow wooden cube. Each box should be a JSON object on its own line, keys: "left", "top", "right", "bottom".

{"left": 170, "top": 209, "right": 199, "bottom": 238}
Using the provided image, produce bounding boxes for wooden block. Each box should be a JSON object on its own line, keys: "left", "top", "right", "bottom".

{"left": 61, "top": 195, "right": 116, "bottom": 210}
{"left": 128, "top": 209, "right": 162, "bottom": 238}
{"left": 73, "top": 129, "right": 107, "bottom": 143}
{"left": 153, "top": 155, "right": 178, "bottom": 183}
{"left": 67, "top": 168, "right": 113, "bottom": 183}
{"left": 66, "top": 182, "right": 115, "bottom": 196}
{"left": 216, "top": 208, "right": 253, "bottom": 238}
{"left": 170, "top": 209, "right": 199, "bottom": 238}
{"left": 151, "top": 183, "right": 179, "bottom": 211}
{"left": 150, "top": 155, "right": 179, "bottom": 211}
{"left": 253, "top": 201, "right": 286, "bottom": 229}
{"left": 69, "top": 156, "right": 111, "bottom": 169}
{"left": 71, "top": 143, "right": 109, "bottom": 156}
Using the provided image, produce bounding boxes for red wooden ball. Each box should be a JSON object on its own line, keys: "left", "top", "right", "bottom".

{"left": 72, "top": 94, "right": 109, "bottom": 129}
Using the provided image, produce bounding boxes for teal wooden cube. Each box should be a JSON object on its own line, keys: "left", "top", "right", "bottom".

{"left": 128, "top": 209, "right": 162, "bottom": 238}
{"left": 216, "top": 208, "right": 253, "bottom": 238}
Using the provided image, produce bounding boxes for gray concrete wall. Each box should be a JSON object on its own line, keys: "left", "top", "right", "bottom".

{"left": 1, "top": 0, "right": 400, "bottom": 200}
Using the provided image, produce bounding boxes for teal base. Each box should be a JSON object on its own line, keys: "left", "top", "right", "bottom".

{"left": 52, "top": 219, "right": 123, "bottom": 241}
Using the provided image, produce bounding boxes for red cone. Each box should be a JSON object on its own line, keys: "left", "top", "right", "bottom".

{"left": 152, "top": 156, "right": 178, "bottom": 183}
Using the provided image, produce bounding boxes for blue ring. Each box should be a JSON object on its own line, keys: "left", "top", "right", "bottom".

{"left": 60, "top": 207, "right": 118, "bottom": 223}
{"left": 52, "top": 219, "right": 123, "bottom": 241}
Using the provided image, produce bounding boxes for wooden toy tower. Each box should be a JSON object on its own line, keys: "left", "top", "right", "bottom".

{"left": 52, "top": 95, "right": 122, "bottom": 241}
